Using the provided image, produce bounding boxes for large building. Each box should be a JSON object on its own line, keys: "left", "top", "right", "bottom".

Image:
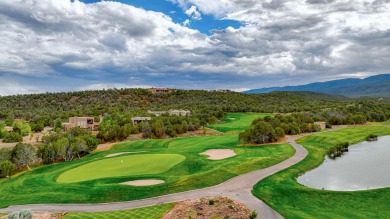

{"left": 168, "top": 109, "right": 191, "bottom": 116}
{"left": 131, "top": 117, "right": 152, "bottom": 125}
{"left": 62, "top": 116, "right": 101, "bottom": 131}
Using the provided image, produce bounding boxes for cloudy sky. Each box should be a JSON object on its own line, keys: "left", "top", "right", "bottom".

{"left": 0, "top": 0, "right": 389, "bottom": 95}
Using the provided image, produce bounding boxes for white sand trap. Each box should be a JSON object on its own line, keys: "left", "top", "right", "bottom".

{"left": 105, "top": 151, "right": 147, "bottom": 157}
{"left": 120, "top": 179, "right": 165, "bottom": 186}
{"left": 200, "top": 149, "right": 236, "bottom": 160}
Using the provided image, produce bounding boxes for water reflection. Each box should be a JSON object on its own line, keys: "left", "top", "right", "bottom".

{"left": 297, "top": 136, "right": 390, "bottom": 191}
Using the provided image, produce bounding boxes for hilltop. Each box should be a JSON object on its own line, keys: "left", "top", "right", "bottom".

{"left": 245, "top": 74, "right": 390, "bottom": 97}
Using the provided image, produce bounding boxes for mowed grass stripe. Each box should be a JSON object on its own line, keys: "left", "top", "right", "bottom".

{"left": 63, "top": 203, "right": 174, "bottom": 219}
{"left": 57, "top": 154, "right": 186, "bottom": 183}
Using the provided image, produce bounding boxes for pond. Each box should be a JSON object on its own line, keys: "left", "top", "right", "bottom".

{"left": 297, "top": 135, "right": 390, "bottom": 191}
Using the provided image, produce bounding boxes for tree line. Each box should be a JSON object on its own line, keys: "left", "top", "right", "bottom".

{"left": 0, "top": 127, "right": 98, "bottom": 178}
{"left": 239, "top": 110, "right": 371, "bottom": 144}
{"left": 1, "top": 89, "right": 390, "bottom": 127}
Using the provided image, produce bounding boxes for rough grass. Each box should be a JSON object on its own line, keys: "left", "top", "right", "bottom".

{"left": 253, "top": 124, "right": 390, "bottom": 218}
{"left": 63, "top": 203, "right": 174, "bottom": 219}
{"left": 0, "top": 134, "right": 294, "bottom": 208}
{"left": 57, "top": 154, "right": 186, "bottom": 183}
{"left": 208, "top": 113, "right": 274, "bottom": 132}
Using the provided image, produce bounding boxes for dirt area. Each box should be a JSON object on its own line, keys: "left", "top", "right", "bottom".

{"left": 120, "top": 179, "right": 165, "bottom": 186}
{"left": 95, "top": 143, "right": 115, "bottom": 151}
{"left": 105, "top": 151, "right": 147, "bottom": 157}
{"left": 32, "top": 212, "right": 65, "bottom": 219}
{"left": 162, "top": 197, "right": 251, "bottom": 219}
{"left": 199, "top": 149, "right": 236, "bottom": 160}
{"left": 178, "top": 128, "right": 224, "bottom": 138}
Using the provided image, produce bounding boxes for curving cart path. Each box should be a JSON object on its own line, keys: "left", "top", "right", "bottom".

{"left": 0, "top": 136, "right": 308, "bottom": 218}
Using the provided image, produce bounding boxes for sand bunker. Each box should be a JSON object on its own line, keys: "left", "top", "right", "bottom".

{"left": 120, "top": 179, "right": 165, "bottom": 186}
{"left": 200, "top": 149, "right": 236, "bottom": 160}
{"left": 105, "top": 151, "right": 147, "bottom": 157}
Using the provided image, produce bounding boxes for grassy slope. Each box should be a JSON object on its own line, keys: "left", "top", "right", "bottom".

{"left": 63, "top": 203, "right": 174, "bottom": 219}
{"left": 253, "top": 125, "right": 390, "bottom": 218}
{"left": 208, "top": 113, "right": 273, "bottom": 132}
{"left": 0, "top": 134, "right": 294, "bottom": 208}
{"left": 57, "top": 154, "right": 186, "bottom": 183}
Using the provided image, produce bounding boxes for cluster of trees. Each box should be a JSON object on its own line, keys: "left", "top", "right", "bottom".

{"left": 0, "top": 127, "right": 98, "bottom": 178}
{"left": 39, "top": 127, "right": 98, "bottom": 164}
{"left": 0, "top": 143, "right": 36, "bottom": 178}
{"left": 140, "top": 116, "right": 203, "bottom": 139}
{"left": 239, "top": 114, "right": 323, "bottom": 144}
{"left": 0, "top": 121, "right": 31, "bottom": 143}
{"left": 96, "top": 111, "right": 216, "bottom": 141}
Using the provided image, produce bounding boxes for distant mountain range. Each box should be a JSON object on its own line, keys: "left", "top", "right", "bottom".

{"left": 245, "top": 74, "right": 390, "bottom": 97}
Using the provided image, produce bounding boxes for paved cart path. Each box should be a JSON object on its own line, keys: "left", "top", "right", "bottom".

{"left": 0, "top": 136, "right": 308, "bottom": 219}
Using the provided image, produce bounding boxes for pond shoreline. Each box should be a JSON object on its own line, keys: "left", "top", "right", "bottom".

{"left": 298, "top": 135, "right": 390, "bottom": 191}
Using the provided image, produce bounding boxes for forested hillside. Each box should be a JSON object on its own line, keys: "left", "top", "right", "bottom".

{"left": 0, "top": 89, "right": 389, "bottom": 126}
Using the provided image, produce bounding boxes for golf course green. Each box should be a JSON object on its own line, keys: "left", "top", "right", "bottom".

{"left": 57, "top": 154, "right": 186, "bottom": 183}
{"left": 253, "top": 124, "right": 390, "bottom": 218}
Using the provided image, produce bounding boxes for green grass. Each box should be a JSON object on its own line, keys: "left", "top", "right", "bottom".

{"left": 0, "top": 134, "right": 294, "bottom": 208}
{"left": 57, "top": 154, "right": 185, "bottom": 183}
{"left": 63, "top": 203, "right": 174, "bottom": 219}
{"left": 208, "top": 113, "right": 274, "bottom": 132}
{"left": 253, "top": 125, "right": 390, "bottom": 218}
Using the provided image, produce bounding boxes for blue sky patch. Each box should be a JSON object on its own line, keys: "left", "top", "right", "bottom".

{"left": 76, "top": 0, "right": 242, "bottom": 35}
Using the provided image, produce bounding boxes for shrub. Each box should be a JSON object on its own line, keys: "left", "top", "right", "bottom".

{"left": 6, "top": 210, "right": 32, "bottom": 219}
{"left": 249, "top": 210, "right": 258, "bottom": 219}
{"left": 327, "top": 142, "right": 350, "bottom": 159}
{"left": 209, "top": 199, "right": 215, "bottom": 205}
{"left": 366, "top": 134, "right": 378, "bottom": 141}
{"left": 3, "top": 132, "right": 22, "bottom": 143}
{"left": 0, "top": 160, "right": 15, "bottom": 178}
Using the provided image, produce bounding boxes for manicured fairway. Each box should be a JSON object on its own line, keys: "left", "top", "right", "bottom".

{"left": 208, "top": 113, "right": 274, "bottom": 132}
{"left": 0, "top": 134, "right": 294, "bottom": 208}
{"left": 57, "top": 154, "right": 186, "bottom": 183}
{"left": 63, "top": 203, "right": 174, "bottom": 219}
{"left": 253, "top": 125, "right": 390, "bottom": 218}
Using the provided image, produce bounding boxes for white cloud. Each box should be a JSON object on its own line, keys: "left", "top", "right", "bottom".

{"left": 185, "top": 5, "right": 202, "bottom": 20}
{"left": 0, "top": 0, "right": 389, "bottom": 95}
{"left": 170, "top": 0, "right": 234, "bottom": 18}
{"left": 182, "top": 19, "right": 191, "bottom": 26}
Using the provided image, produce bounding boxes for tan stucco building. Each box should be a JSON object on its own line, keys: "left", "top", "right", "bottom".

{"left": 62, "top": 116, "right": 101, "bottom": 131}
{"left": 131, "top": 117, "right": 152, "bottom": 125}
{"left": 314, "top": 121, "right": 326, "bottom": 130}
